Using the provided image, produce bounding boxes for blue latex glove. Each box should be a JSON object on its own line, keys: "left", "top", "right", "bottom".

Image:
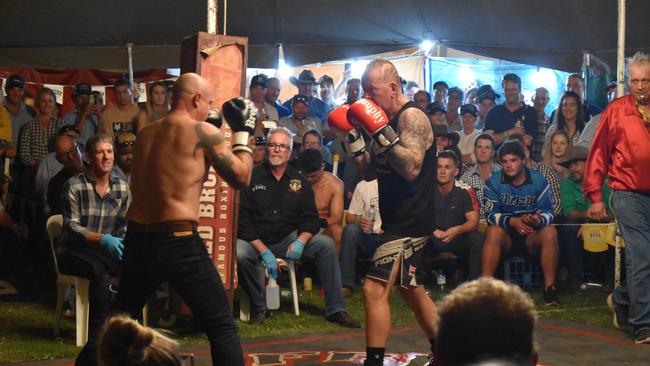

{"left": 286, "top": 239, "right": 305, "bottom": 261}
{"left": 100, "top": 234, "right": 124, "bottom": 260}
{"left": 259, "top": 249, "right": 278, "bottom": 280}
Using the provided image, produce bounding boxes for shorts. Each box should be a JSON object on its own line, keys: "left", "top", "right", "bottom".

{"left": 506, "top": 227, "right": 532, "bottom": 257}
{"left": 366, "top": 236, "right": 429, "bottom": 288}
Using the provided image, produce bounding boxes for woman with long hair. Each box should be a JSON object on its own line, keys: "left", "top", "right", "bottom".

{"left": 543, "top": 129, "right": 570, "bottom": 179}
{"left": 545, "top": 91, "right": 585, "bottom": 146}
{"left": 137, "top": 82, "right": 169, "bottom": 132}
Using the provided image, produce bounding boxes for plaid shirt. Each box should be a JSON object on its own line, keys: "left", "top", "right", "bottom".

{"left": 62, "top": 170, "right": 130, "bottom": 247}
{"left": 19, "top": 117, "right": 65, "bottom": 165}
{"left": 528, "top": 160, "right": 562, "bottom": 217}
{"left": 459, "top": 161, "right": 502, "bottom": 219}
{"left": 531, "top": 114, "right": 548, "bottom": 162}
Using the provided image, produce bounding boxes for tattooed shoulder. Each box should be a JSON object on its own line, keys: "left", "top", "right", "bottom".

{"left": 193, "top": 122, "right": 239, "bottom": 183}
{"left": 397, "top": 107, "right": 432, "bottom": 146}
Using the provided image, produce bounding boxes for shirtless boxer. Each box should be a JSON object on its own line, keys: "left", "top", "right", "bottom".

{"left": 329, "top": 60, "right": 438, "bottom": 366}
{"left": 76, "top": 73, "right": 255, "bottom": 366}
{"left": 297, "top": 149, "right": 344, "bottom": 254}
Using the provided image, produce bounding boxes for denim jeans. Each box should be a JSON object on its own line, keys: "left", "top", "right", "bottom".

{"left": 612, "top": 190, "right": 650, "bottom": 329}
{"left": 76, "top": 230, "right": 244, "bottom": 366}
{"left": 237, "top": 231, "right": 346, "bottom": 317}
{"left": 339, "top": 223, "right": 383, "bottom": 289}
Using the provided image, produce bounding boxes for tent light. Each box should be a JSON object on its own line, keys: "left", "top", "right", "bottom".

{"left": 420, "top": 40, "right": 434, "bottom": 53}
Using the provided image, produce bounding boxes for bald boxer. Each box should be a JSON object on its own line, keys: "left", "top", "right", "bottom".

{"left": 75, "top": 73, "right": 255, "bottom": 366}
{"left": 329, "top": 60, "right": 438, "bottom": 365}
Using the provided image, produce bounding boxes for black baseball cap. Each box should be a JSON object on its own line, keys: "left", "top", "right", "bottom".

{"left": 476, "top": 84, "right": 500, "bottom": 102}
{"left": 250, "top": 74, "right": 269, "bottom": 88}
{"left": 291, "top": 94, "right": 310, "bottom": 107}
{"left": 74, "top": 83, "right": 92, "bottom": 96}
{"left": 460, "top": 104, "right": 478, "bottom": 117}
{"left": 426, "top": 102, "right": 446, "bottom": 115}
{"left": 317, "top": 75, "right": 334, "bottom": 87}
{"left": 5, "top": 74, "right": 25, "bottom": 90}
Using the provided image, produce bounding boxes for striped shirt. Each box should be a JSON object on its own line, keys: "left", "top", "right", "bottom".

{"left": 19, "top": 117, "right": 65, "bottom": 165}
{"left": 62, "top": 170, "right": 130, "bottom": 247}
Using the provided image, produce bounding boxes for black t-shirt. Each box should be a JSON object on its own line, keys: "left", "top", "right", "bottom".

{"left": 376, "top": 101, "right": 437, "bottom": 238}
{"left": 434, "top": 181, "right": 479, "bottom": 230}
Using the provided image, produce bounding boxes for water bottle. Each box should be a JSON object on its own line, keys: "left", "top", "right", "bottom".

{"left": 364, "top": 204, "right": 376, "bottom": 234}
{"left": 436, "top": 273, "right": 447, "bottom": 294}
{"left": 266, "top": 277, "right": 280, "bottom": 310}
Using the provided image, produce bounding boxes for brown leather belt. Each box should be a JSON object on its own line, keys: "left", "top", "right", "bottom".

{"left": 128, "top": 220, "right": 198, "bottom": 235}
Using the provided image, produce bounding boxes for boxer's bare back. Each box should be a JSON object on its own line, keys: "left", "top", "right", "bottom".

{"left": 127, "top": 73, "right": 253, "bottom": 223}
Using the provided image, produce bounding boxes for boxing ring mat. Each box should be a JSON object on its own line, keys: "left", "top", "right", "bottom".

{"left": 181, "top": 32, "right": 249, "bottom": 307}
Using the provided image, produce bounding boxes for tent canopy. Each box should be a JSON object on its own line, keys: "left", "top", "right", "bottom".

{"left": 0, "top": 0, "right": 648, "bottom": 72}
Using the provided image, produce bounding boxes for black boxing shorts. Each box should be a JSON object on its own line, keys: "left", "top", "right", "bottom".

{"left": 366, "top": 236, "right": 429, "bottom": 289}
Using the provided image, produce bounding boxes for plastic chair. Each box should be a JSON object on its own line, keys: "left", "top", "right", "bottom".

{"left": 47, "top": 214, "right": 91, "bottom": 346}
{"left": 240, "top": 258, "right": 300, "bottom": 321}
{"left": 47, "top": 215, "right": 149, "bottom": 346}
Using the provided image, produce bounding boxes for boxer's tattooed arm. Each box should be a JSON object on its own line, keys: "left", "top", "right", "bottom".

{"left": 384, "top": 108, "right": 433, "bottom": 180}
{"left": 194, "top": 123, "right": 240, "bottom": 185}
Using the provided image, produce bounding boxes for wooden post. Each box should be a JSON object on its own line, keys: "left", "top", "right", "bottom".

{"left": 180, "top": 32, "right": 248, "bottom": 307}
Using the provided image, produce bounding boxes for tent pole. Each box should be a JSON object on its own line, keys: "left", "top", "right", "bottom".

{"left": 581, "top": 52, "right": 590, "bottom": 102}
{"left": 127, "top": 43, "right": 134, "bottom": 102}
{"left": 207, "top": 0, "right": 217, "bottom": 34}
{"left": 616, "top": 0, "right": 626, "bottom": 97}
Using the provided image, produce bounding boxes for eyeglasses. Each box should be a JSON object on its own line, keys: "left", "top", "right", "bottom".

{"left": 267, "top": 143, "right": 291, "bottom": 151}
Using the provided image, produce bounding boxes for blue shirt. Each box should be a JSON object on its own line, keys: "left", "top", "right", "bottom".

{"left": 282, "top": 96, "right": 330, "bottom": 123}
{"left": 62, "top": 110, "right": 98, "bottom": 145}
{"left": 483, "top": 167, "right": 554, "bottom": 229}
{"left": 274, "top": 101, "right": 291, "bottom": 118}
{"left": 484, "top": 103, "right": 538, "bottom": 139}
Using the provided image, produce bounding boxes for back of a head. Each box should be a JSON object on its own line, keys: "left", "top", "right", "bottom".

{"left": 171, "top": 73, "right": 207, "bottom": 110}
{"left": 437, "top": 278, "right": 537, "bottom": 366}
{"left": 99, "top": 315, "right": 180, "bottom": 366}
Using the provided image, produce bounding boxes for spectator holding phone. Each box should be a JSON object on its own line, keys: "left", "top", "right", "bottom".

{"left": 63, "top": 83, "right": 101, "bottom": 145}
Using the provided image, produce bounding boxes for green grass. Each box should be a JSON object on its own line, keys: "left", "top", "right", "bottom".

{"left": 0, "top": 285, "right": 613, "bottom": 364}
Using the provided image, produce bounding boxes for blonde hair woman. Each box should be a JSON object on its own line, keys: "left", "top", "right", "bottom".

{"left": 543, "top": 129, "right": 570, "bottom": 179}
{"left": 99, "top": 315, "right": 180, "bottom": 366}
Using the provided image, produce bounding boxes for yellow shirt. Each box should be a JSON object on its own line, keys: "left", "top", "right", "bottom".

{"left": 99, "top": 104, "right": 140, "bottom": 140}
{"left": 0, "top": 105, "right": 12, "bottom": 144}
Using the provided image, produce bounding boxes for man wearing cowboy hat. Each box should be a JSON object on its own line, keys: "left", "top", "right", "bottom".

{"left": 283, "top": 70, "right": 330, "bottom": 125}
{"left": 558, "top": 145, "right": 613, "bottom": 293}
{"left": 432, "top": 124, "right": 460, "bottom": 153}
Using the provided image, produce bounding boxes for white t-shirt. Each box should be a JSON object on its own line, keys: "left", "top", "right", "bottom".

{"left": 348, "top": 179, "right": 382, "bottom": 233}
{"left": 456, "top": 129, "right": 482, "bottom": 161}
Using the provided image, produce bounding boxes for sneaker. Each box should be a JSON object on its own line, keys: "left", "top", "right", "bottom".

{"left": 634, "top": 327, "right": 650, "bottom": 344}
{"left": 326, "top": 311, "right": 361, "bottom": 328}
{"left": 608, "top": 294, "right": 630, "bottom": 330}
{"left": 249, "top": 311, "right": 266, "bottom": 325}
{"left": 543, "top": 285, "right": 560, "bottom": 306}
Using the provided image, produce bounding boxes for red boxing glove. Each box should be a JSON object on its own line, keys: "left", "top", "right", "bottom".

{"left": 347, "top": 99, "right": 399, "bottom": 151}
{"left": 328, "top": 105, "right": 366, "bottom": 157}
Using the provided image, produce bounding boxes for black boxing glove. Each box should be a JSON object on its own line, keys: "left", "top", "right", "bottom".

{"left": 205, "top": 108, "right": 223, "bottom": 128}
{"left": 222, "top": 98, "right": 257, "bottom": 154}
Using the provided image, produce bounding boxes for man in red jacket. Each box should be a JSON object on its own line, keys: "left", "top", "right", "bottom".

{"left": 584, "top": 52, "right": 650, "bottom": 344}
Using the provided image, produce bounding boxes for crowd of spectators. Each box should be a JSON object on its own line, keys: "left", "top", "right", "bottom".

{"left": 0, "top": 56, "right": 640, "bottom": 354}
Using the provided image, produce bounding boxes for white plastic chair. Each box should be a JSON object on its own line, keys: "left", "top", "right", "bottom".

{"left": 240, "top": 258, "right": 300, "bottom": 321}
{"left": 47, "top": 215, "right": 149, "bottom": 346}
{"left": 47, "top": 214, "right": 91, "bottom": 346}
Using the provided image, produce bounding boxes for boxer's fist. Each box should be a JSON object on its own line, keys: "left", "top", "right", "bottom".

{"left": 328, "top": 105, "right": 366, "bottom": 157}
{"left": 328, "top": 105, "right": 355, "bottom": 133}
{"left": 205, "top": 108, "right": 223, "bottom": 128}
{"left": 223, "top": 98, "right": 256, "bottom": 133}
{"left": 347, "top": 99, "right": 399, "bottom": 150}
